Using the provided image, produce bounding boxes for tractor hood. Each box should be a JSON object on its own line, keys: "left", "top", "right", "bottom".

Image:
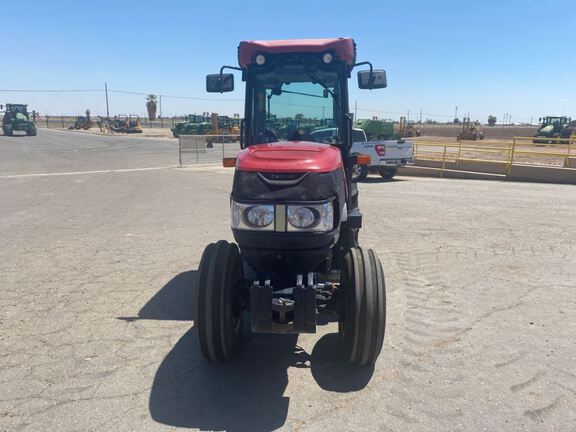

{"left": 236, "top": 142, "right": 343, "bottom": 173}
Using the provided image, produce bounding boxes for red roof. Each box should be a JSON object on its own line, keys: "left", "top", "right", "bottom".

{"left": 238, "top": 38, "right": 356, "bottom": 68}
{"left": 236, "top": 142, "right": 343, "bottom": 173}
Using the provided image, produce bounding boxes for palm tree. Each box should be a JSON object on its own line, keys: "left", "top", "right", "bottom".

{"left": 146, "top": 94, "right": 158, "bottom": 120}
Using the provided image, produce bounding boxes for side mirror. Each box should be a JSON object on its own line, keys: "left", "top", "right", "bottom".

{"left": 206, "top": 73, "right": 234, "bottom": 93}
{"left": 357, "top": 70, "right": 387, "bottom": 89}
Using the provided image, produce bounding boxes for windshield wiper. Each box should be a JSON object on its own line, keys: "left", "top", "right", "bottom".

{"left": 280, "top": 89, "right": 324, "bottom": 98}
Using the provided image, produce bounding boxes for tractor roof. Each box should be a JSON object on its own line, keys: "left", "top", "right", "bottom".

{"left": 238, "top": 38, "right": 356, "bottom": 68}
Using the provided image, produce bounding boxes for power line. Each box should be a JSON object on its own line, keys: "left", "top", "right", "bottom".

{"left": 0, "top": 88, "right": 537, "bottom": 122}
{"left": 0, "top": 87, "right": 243, "bottom": 102}
{"left": 0, "top": 89, "right": 103, "bottom": 92}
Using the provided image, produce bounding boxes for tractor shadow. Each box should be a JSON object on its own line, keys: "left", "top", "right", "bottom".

{"left": 358, "top": 177, "right": 405, "bottom": 184}
{"left": 144, "top": 271, "right": 374, "bottom": 432}
{"left": 117, "top": 271, "right": 196, "bottom": 321}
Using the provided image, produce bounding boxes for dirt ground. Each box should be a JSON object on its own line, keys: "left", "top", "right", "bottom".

{"left": 418, "top": 125, "right": 538, "bottom": 139}
{"left": 414, "top": 136, "right": 573, "bottom": 167}
{"left": 49, "top": 126, "right": 176, "bottom": 139}
{"left": 1, "top": 130, "right": 575, "bottom": 431}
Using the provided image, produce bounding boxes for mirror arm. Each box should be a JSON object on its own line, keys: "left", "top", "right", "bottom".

{"left": 219, "top": 65, "right": 243, "bottom": 93}
{"left": 353, "top": 61, "right": 375, "bottom": 89}
{"left": 353, "top": 61, "right": 373, "bottom": 74}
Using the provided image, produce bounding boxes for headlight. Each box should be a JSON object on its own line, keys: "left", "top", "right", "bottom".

{"left": 231, "top": 201, "right": 274, "bottom": 231}
{"left": 287, "top": 202, "right": 333, "bottom": 232}
{"left": 246, "top": 205, "right": 274, "bottom": 227}
{"left": 287, "top": 207, "right": 315, "bottom": 228}
{"left": 231, "top": 200, "right": 334, "bottom": 232}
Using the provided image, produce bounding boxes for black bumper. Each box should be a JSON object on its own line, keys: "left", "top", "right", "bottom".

{"left": 233, "top": 228, "right": 338, "bottom": 274}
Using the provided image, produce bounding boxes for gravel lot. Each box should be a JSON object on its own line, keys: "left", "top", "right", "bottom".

{"left": 1, "top": 130, "right": 575, "bottom": 431}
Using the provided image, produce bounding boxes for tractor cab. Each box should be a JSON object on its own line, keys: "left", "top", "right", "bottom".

{"left": 541, "top": 116, "right": 569, "bottom": 126}
{"left": 195, "top": 38, "right": 389, "bottom": 366}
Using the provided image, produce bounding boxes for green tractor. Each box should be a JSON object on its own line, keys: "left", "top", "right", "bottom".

{"left": 533, "top": 116, "right": 574, "bottom": 144}
{"left": 1, "top": 104, "right": 37, "bottom": 136}
{"left": 171, "top": 114, "right": 211, "bottom": 137}
{"left": 354, "top": 118, "right": 399, "bottom": 140}
{"left": 171, "top": 121, "right": 213, "bottom": 137}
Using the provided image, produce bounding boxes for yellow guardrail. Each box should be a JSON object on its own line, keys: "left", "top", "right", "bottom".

{"left": 413, "top": 136, "right": 576, "bottom": 177}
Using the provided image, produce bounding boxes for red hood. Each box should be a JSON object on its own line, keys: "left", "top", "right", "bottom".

{"left": 238, "top": 38, "right": 356, "bottom": 68}
{"left": 236, "top": 141, "right": 343, "bottom": 173}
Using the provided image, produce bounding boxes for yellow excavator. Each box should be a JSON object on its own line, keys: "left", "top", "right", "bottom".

{"left": 205, "top": 113, "right": 240, "bottom": 145}
{"left": 457, "top": 117, "right": 484, "bottom": 140}
{"left": 398, "top": 116, "right": 421, "bottom": 138}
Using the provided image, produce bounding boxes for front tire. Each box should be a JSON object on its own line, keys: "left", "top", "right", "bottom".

{"left": 353, "top": 165, "right": 368, "bottom": 181}
{"left": 195, "top": 240, "right": 245, "bottom": 362}
{"left": 339, "top": 247, "right": 386, "bottom": 365}
{"left": 3, "top": 125, "right": 13, "bottom": 136}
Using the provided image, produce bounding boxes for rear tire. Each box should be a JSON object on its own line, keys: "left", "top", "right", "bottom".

{"left": 378, "top": 167, "right": 397, "bottom": 180}
{"left": 339, "top": 247, "right": 386, "bottom": 365}
{"left": 3, "top": 126, "right": 13, "bottom": 136}
{"left": 195, "top": 240, "right": 245, "bottom": 362}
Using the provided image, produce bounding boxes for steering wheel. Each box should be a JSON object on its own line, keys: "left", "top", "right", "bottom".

{"left": 255, "top": 129, "right": 277, "bottom": 144}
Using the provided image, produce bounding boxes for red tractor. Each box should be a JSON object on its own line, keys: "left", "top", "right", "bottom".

{"left": 196, "top": 38, "right": 387, "bottom": 365}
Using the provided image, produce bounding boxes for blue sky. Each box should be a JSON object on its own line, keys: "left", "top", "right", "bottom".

{"left": 2, "top": 0, "right": 575, "bottom": 123}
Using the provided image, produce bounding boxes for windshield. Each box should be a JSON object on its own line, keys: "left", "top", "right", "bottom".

{"left": 545, "top": 117, "right": 565, "bottom": 125}
{"left": 9, "top": 105, "right": 27, "bottom": 114}
{"left": 249, "top": 64, "right": 342, "bottom": 144}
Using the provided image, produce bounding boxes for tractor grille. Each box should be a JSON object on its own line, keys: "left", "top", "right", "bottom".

{"left": 258, "top": 172, "right": 308, "bottom": 186}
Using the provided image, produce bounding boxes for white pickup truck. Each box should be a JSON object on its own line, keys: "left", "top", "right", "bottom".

{"left": 350, "top": 128, "right": 414, "bottom": 180}
{"left": 310, "top": 128, "right": 414, "bottom": 180}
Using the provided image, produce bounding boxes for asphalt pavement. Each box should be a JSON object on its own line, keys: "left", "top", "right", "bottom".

{"left": 1, "top": 129, "right": 575, "bottom": 431}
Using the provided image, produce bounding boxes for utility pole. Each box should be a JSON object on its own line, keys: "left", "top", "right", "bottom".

{"left": 407, "top": 109, "right": 410, "bottom": 122}
{"left": 159, "top": 95, "right": 162, "bottom": 119}
{"left": 419, "top": 108, "right": 422, "bottom": 124}
{"left": 455, "top": 106, "right": 458, "bottom": 121}
{"left": 105, "top": 82, "right": 110, "bottom": 119}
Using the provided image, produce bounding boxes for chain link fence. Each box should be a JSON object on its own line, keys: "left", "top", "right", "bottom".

{"left": 178, "top": 135, "right": 241, "bottom": 166}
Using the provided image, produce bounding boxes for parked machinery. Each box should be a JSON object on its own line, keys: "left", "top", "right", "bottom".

{"left": 533, "top": 116, "right": 574, "bottom": 144}
{"left": 457, "top": 117, "right": 484, "bottom": 141}
{"left": 204, "top": 112, "right": 241, "bottom": 145}
{"left": 398, "top": 116, "right": 421, "bottom": 138}
{"left": 354, "top": 118, "right": 398, "bottom": 140}
{"left": 171, "top": 113, "right": 240, "bottom": 140}
{"left": 171, "top": 114, "right": 211, "bottom": 137}
{"left": 1, "top": 104, "right": 37, "bottom": 136}
{"left": 110, "top": 115, "right": 142, "bottom": 133}
{"left": 69, "top": 109, "right": 94, "bottom": 130}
